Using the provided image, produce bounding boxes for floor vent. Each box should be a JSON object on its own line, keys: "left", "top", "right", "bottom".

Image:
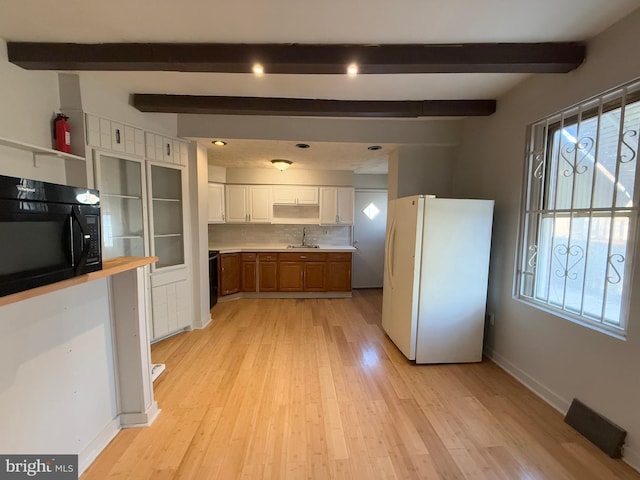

{"left": 564, "top": 398, "right": 626, "bottom": 458}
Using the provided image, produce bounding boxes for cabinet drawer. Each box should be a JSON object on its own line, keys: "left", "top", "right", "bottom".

{"left": 278, "top": 252, "right": 327, "bottom": 262}
{"left": 241, "top": 252, "right": 257, "bottom": 261}
{"left": 326, "top": 252, "right": 352, "bottom": 262}
{"left": 258, "top": 253, "right": 278, "bottom": 262}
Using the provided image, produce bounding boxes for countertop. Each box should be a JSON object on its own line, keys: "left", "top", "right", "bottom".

{"left": 0, "top": 256, "right": 158, "bottom": 307}
{"left": 209, "top": 244, "right": 356, "bottom": 254}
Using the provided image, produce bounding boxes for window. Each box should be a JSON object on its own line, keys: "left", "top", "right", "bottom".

{"left": 515, "top": 80, "right": 640, "bottom": 338}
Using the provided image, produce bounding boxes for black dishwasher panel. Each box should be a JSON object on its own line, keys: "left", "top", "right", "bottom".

{"left": 208, "top": 250, "right": 219, "bottom": 308}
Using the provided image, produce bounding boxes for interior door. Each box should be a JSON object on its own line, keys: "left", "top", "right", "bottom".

{"left": 352, "top": 189, "right": 388, "bottom": 288}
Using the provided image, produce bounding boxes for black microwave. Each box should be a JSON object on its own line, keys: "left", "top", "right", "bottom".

{"left": 0, "top": 175, "right": 102, "bottom": 297}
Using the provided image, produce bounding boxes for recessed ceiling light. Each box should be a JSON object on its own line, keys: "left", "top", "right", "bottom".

{"left": 347, "top": 63, "right": 359, "bottom": 76}
{"left": 295, "top": 143, "right": 310, "bottom": 149}
{"left": 367, "top": 145, "right": 382, "bottom": 151}
{"left": 252, "top": 64, "right": 264, "bottom": 75}
{"left": 212, "top": 140, "right": 227, "bottom": 147}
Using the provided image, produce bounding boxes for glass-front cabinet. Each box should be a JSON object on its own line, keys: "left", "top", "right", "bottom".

{"left": 148, "top": 164, "right": 185, "bottom": 269}
{"left": 95, "top": 153, "right": 147, "bottom": 259}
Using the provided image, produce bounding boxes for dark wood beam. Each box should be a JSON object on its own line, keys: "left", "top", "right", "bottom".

{"left": 7, "top": 42, "right": 585, "bottom": 74}
{"left": 132, "top": 95, "right": 496, "bottom": 117}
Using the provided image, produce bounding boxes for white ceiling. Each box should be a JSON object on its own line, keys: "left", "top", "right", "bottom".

{"left": 198, "top": 138, "right": 393, "bottom": 174}
{"left": 1, "top": 0, "right": 638, "bottom": 172}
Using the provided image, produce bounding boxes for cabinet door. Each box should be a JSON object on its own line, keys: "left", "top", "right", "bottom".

{"left": 86, "top": 114, "right": 101, "bottom": 147}
{"left": 149, "top": 164, "right": 185, "bottom": 269}
{"left": 278, "top": 262, "right": 304, "bottom": 291}
{"left": 207, "top": 183, "right": 225, "bottom": 223}
{"left": 241, "top": 258, "right": 257, "bottom": 292}
{"left": 124, "top": 125, "right": 136, "bottom": 155}
{"left": 219, "top": 253, "right": 241, "bottom": 295}
{"left": 337, "top": 187, "right": 354, "bottom": 224}
{"left": 272, "top": 186, "right": 297, "bottom": 205}
{"left": 225, "top": 185, "right": 248, "bottom": 222}
{"left": 172, "top": 140, "right": 181, "bottom": 164}
{"left": 95, "top": 153, "right": 146, "bottom": 259}
{"left": 319, "top": 187, "right": 338, "bottom": 224}
{"left": 99, "top": 118, "right": 112, "bottom": 149}
{"left": 151, "top": 284, "right": 169, "bottom": 339}
{"left": 110, "top": 122, "right": 125, "bottom": 152}
{"left": 326, "top": 259, "right": 352, "bottom": 291}
{"left": 249, "top": 186, "right": 272, "bottom": 223}
{"left": 258, "top": 262, "right": 278, "bottom": 292}
{"left": 145, "top": 132, "right": 156, "bottom": 160}
{"left": 134, "top": 128, "right": 146, "bottom": 157}
{"left": 154, "top": 134, "right": 164, "bottom": 160}
{"left": 179, "top": 141, "right": 189, "bottom": 166}
{"left": 297, "top": 187, "right": 319, "bottom": 205}
{"left": 304, "top": 262, "right": 326, "bottom": 291}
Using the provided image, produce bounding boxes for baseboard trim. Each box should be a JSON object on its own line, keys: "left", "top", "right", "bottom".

{"left": 198, "top": 314, "right": 212, "bottom": 329}
{"left": 119, "top": 402, "right": 160, "bottom": 428}
{"left": 78, "top": 418, "right": 120, "bottom": 476}
{"left": 484, "top": 347, "right": 571, "bottom": 414}
{"left": 484, "top": 347, "right": 640, "bottom": 473}
{"left": 218, "top": 291, "right": 352, "bottom": 301}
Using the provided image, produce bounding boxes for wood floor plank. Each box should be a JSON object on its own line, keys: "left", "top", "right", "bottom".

{"left": 81, "top": 290, "right": 640, "bottom": 480}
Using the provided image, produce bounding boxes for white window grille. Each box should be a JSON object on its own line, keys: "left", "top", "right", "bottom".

{"left": 515, "top": 79, "right": 640, "bottom": 338}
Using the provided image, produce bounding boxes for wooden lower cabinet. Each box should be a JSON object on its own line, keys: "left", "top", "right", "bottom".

{"left": 219, "top": 251, "right": 352, "bottom": 295}
{"left": 219, "top": 253, "right": 241, "bottom": 296}
{"left": 326, "top": 252, "right": 352, "bottom": 291}
{"left": 258, "top": 253, "right": 278, "bottom": 292}
{"left": 241, "top": 253, "right": 257, "bottom": 292}
{"left": 278, "top": 261, "right": 304, "bottom": 291}
{"left": 304, "top": 262, "right": 326, "bottom": 291}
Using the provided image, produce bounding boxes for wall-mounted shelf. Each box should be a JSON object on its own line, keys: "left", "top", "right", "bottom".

{"left": 0, "top": 135, "right": 86, "bottom": 165}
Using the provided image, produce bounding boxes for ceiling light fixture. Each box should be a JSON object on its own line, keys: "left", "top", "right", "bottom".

{"left": 252, "top": 63, "right": 264, "bottom": 75}
{"left": 271, "top": 159, "right": 292, "bottom": 171}
{"left": 347, "top": 63, "right": 359, "bottom": 76}
{"left": 367, "top": 145, "right": 382, "bottom": 151}
{"left": 295, "top": 143, "right": 310, "bottom": 149}
{"left": 212, "top": 140, "right": 227, "bottom": 147}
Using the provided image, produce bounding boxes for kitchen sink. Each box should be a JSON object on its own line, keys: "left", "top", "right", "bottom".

{"left": 287, "top": 244, "right": 320, "bottom": 249}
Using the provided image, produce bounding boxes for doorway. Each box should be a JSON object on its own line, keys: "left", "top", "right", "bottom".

{"left": 352, "top": 189, "right": 388, "bottom": 288}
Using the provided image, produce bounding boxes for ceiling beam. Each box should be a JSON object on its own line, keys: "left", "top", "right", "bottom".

{"left": 7, "top": 42, "right": 585, "bottom": 74}
{"left": 132, "top": 95, "right": 496, "bottom": 117}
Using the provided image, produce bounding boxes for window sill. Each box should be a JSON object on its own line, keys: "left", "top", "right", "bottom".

{"left": 513, "top": 295, "right": 627, "bottom": 341}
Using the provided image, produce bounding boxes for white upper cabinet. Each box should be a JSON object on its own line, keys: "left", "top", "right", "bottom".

{"left": 85, "top": 114, "right": 144, "bottom": 157}
{"left": 144, "top": 132, "right": 188, "bottom": 165}
{"left": 225, "top": 185, "right": 272, "bottom": 223}
{"left": 320, "top": 187, "right": 354, "bottom": 225}
{"left": 272, "top": 185, "right": 319, "bottom": 205}
{"left": 207, "top": 183, "right": 226, "bottom": 223}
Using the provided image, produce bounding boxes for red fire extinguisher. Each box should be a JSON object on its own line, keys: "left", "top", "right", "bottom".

{"left": 53, "top": 113, "right": 71, "bottom": 153}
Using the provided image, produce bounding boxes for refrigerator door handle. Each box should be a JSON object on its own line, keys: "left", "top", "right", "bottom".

{"left": 386, "top": 219, "right": 396, "bottom": 288}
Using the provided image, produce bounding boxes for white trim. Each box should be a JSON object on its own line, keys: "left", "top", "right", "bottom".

{"left": 78, "top": 418, "right": 120, "bottom": 476}
{"left": 623, "top": 447, "right": 640, "bottom": 473}
{"left": 484, "top": 347, "right": 570, "bottom": 414}
{"left": 485, "top": 347, "right": 640, "bottom": 473}
{"left": 119, "top": 402, "right": 160, "bottom": 428}
{"left": 198, "top": 314, "right": 213, "bottom": 329}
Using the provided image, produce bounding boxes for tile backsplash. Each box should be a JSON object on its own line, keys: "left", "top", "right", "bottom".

{"left": 208, "top": 223, "right": 352, "bottom": 246}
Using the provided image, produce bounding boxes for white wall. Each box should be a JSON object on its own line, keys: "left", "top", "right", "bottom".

{"left": 354, "top": 174, "right": 388, "bottom": 189}
{"left": 453, "top": 8, "right": 640, "bottom": 470}
{"left": 397, "top": 145, "right": 455, "bottom": 198}
{"left": 79, "top": 75, "right": 177, "bottom": 135}
{"left": 179, "top": 114, "right": 462, "bottom": 146}
{"left": 0, "top": 281, "right": 118, "bottom": 472}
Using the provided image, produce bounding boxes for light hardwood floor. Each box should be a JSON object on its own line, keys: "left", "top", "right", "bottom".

{"left": 82, "top": 290, "right": 640, "bottom": 479}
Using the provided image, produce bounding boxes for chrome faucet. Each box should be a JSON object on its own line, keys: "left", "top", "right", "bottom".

{"left": 302, "top": 227, "right": 307, "bottom": 246}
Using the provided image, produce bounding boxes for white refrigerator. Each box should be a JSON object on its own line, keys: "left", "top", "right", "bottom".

{"left": 382, "top": 195, "right": 494, "bottom": 363}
